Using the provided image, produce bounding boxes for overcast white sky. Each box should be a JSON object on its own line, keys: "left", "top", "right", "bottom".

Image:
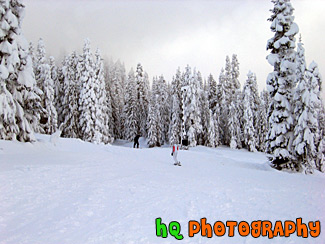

{"left": 22, "top": 0, "right": 325, "bottom": 96}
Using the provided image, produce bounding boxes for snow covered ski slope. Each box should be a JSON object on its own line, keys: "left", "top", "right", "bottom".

{"left": 0, "top": 134, "right": 324, "bottom": 244}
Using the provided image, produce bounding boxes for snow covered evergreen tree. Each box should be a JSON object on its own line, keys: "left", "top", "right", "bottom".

{"left": 218, "top": 55, "right": 242, "bottom": 148}
{"left": 222, "top": 55, "right": 242, "bottom": 149}
{"left": 123, "top": 68, "right": 138, "bottom": 141}
{"left": 33, "top": 39, "right": 59, "bottom": 134}
{"left": 257, "top": 90, "right": 269, "bottom": 152}
{"left": 142, "top": 72, "right": 150, "bottom": 137}
{"left": 77, "top": 39, "right": 99, "bottom": 143}
{"left": 169, "top": 94, "right": 181, "bottom": 145}
{"left": 198, "top": 71, "right": 210, "bottom": 146}
{"left": 307, "top": 62, "right": 323, "bottom": 172}
{"left": 317, "top": 103, "right": 325, "bottom": 172}
{"left": 228, "top": 99, "right": 242, "bottom": 149}
{"left": 169, "top": 68, "right": 182, "bottom": 145}
{"left": 293, "top": 38, "right": 307, "bottom": 136}
{"left": 224, "top": 56, "right": 232, "bottom": 115}
{"left": 0, "top": 81, "right": 17, "bottom": 139}
{"left": 293, "top": 61, "right": 322, "bottom": 173}
{"left": 49, "top": 56, "right": 60, "bottom": 114}
{"left": 231, "top": 54, "right": 241, "bottom": 91}
{"left": 206, "top": 73, "right": 221, "bottom": 146}
{"left": 22, "top": 84, "right": 43, "bottom": 135}
{"left": 61, "top": 52, "right": 80, "bottom": 138}
{"left": 154, "top": 75, "right": 169, "bottom": 144}
{"left": 266, "top": 0, "right": 299, "bottom": 170}
{"left": 28, "top": 41, "right": 35, "bottom": 65}
{"left": 147, "top": 98, "right": 159, "bottom": 147}
{"left": 108, "top": 60, "right": 126, "bottom": 139}
{"left": 147, "top": 77, "right": 162, "bottom": 147}
{"left": 232, "top": 55, "right": 245, "bottom": 147}
{"left": 94, "top": 49, "right": 113, "bottom": 144}
{"left": 261, "top": 89, "right": 271, "bottom": 115}
{"left": 42, "top": 63, "right": 58, "bottom": 134}
{"left": 207, "top": 110, "right": 219, "bottom": 148}
{"left": 181, "top": 66, "right": 202, "bottom": 147}
{"left": 242, "top": 72, "right": 258, "bottom": 152}
{"left": 135, "top": 63, "right": 149, "bottom": 137}
{"left": 216, "top": 68, "right": 227, "bottom": 145}
{"left": 24, "top": 41, "right": 43, "bottom": 133}
{"left": 33, "top": 38, "right": 50, "bottom": 133}
{"left": 0, "top": 0, "right": 38, "bottom": 142}
{"left": 207, "top": 74, "right": 217, "bottom": 112}
{"left": 295, "top": 36, "right": 306, "bottom": 87}
{"left": 102, "top": 62, "right": 114, "bottom": 138}
{"left": 56, "top": 58, "right": 66, "bottom": 126}
{"left": 34, "top": 38, "right": 46, "bottom": 89}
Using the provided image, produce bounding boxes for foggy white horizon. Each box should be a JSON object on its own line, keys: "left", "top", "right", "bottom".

{"left": 22, "top": 0, "right": 325, "bottom": 97}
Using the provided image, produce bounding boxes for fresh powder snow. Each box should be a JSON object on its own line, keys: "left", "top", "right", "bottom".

{"left": 0, "top": 134, "right": 324, "bottom": 243}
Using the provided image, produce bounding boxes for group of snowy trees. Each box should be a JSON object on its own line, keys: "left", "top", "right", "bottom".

{"left": 149, "top": 58, "right": 271, "bottom": 153}
{"left": 0, "top": 0, "right": 324, "bottom": 174}
{"left": 266, "top": 0, "right": 324, "bottom": 173}
{"left": 28, "top": 38, "right": 115, "bottom": 144}
{"left": 30, "top": 38, "right": 153, "bottom": 146}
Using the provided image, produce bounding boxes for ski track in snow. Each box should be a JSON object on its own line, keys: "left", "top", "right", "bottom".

{"left": 0, "top": 135, "right": 324, "bottom": 244}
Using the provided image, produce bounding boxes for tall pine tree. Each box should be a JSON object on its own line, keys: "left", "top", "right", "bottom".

{"left": 257, "top": 90, "right": 269, "bottom": 152}
{"left": 169, "top": 68, "right": 182, "bottom": 145}
{"left": 293, "top": 61, "right": 322, "bottom": 173}
{"left": 78, "top": 39, "right": 98, "bottom": 143}
{"left": 42, "top": 63, "right": 58, "bottom": 134}
{"left": 135, "top": 63, "right": 149, "bottom": 137}
{"left": 61, "top": 52, "right": 80, "bottom": 138}
{"left": 108, "top": 60, "right": 125, "bottom": 139}
{"left": 266, "top": 0, "right": 299, "bottom": 170}
{"left": 123, "top": 68, "right": 138, "bottom": 141}
{"left": 181, "top": 66, "right": 202, "bottom": 147}
{"left": 0, "top": 0, "right": 37, "bottom": 142}
{"left": 147, "top": 77, "right": 162, "bottom": 147}
{"left": 216, "top": 68, "right": 227, "bottom": 145}
{"left": 242, "top": 72, "right": 258, "bottom": 152}
{"left": 94, "top": 49, "right": 113, "bottom": 144}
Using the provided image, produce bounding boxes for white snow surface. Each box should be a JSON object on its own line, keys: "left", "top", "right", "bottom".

{"left": 0, "top": 134, "right": 324, "bottom": 244}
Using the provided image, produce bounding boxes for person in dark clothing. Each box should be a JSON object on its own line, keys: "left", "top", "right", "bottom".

{"left": 133, "top": 135, "right": 140, "bottom": 148}
{"left": 181, "top": 136, "right": 189, "bottom": 150}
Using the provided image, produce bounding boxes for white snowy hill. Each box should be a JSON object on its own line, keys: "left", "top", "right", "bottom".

{"left": 0, "top": 134, "right": 324, "bottom": 244}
